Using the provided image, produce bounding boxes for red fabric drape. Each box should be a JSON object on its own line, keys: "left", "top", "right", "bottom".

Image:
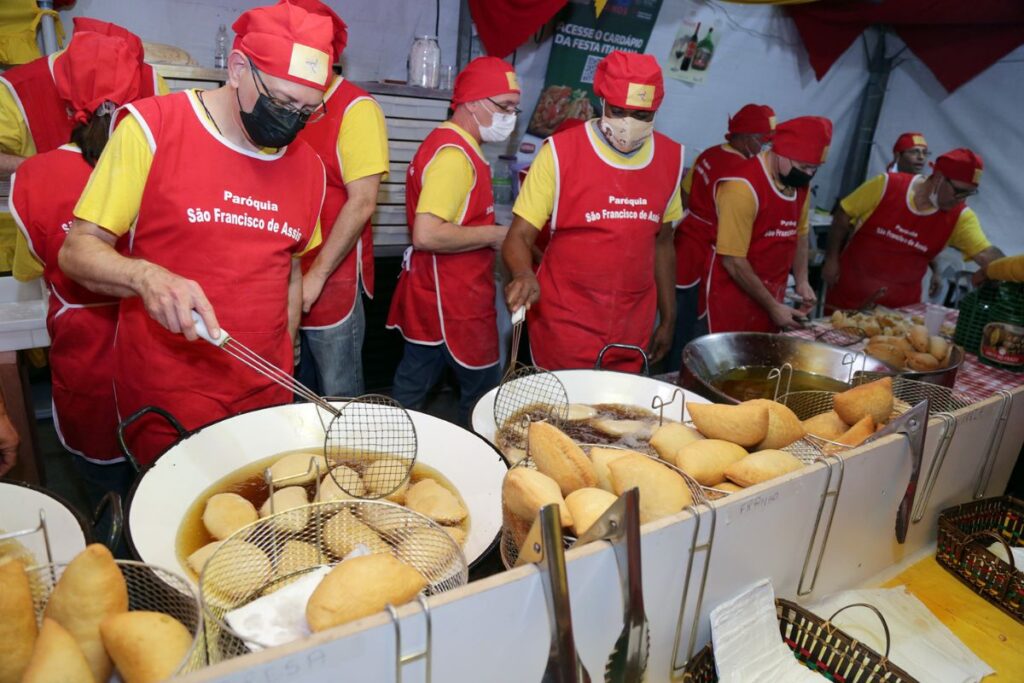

{"left": 788, "top": 0, "right": 1024, "bottom": 92}
{"left": 468, "top": 0, "right": 567, "bottom": 58}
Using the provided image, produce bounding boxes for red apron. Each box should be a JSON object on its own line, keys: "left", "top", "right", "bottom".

{"left": 296, "top": 78, "right": 378, "bottom": 329}
{"left": 705, "top": 155, "right": 808, "bottom": 333}
{"left": 10, "top": 145, "right": 121, "bottom": 462}
{"left": 386, "top": 125, "right": 498, "bottom": 369}
{"left": 112, "top": 92, "right": 324, "bottom": 466}
{"left": 825, "top": 173, "right": 964, "bottom": 311}
{"left": 674, "top": 144, "right": 748, "bottom": 290}
{"left": 529, "top": 124, "right": 684, "bottom": 372}
{"left": 0, "top": 52, "right": 157, "bottom": 154}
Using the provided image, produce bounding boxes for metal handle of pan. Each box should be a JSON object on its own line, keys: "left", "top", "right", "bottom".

{"left": 595, "top": 344, "right": 650, "bottom": 376}
{"left": 973, "top": 390, "right": 1012, "bottom": 499}
{"left": 797, "top": 453, "right": 846, "bottom": 596}
{"left": 92, "top": 491, "right": 123, "bottom": 552}
{"left": 117, "top": 406, "right": 190, "bottom": 473}
{"left": 911, "top": 413, "right": 956, "bottom": 523}
{"left": 386, "top": 594, "right": 432, "bottom": 683}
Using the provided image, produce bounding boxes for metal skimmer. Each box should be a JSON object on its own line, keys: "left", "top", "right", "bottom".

{"left": 192, "top": 313, "right": 416, "bottom": 497}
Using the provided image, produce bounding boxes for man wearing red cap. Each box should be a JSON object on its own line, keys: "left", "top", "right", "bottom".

{"left": 8, "top": 31, "right": 145, "bottom": 495}
{"left": 504, "top": 50, "right": 684, "bottom": 372}
{"left": 824, "top": 148, "right": 1004, "bottom": 312}
{"left": 386, "top": 56, "right": 520, "bottom": 425}
{"left": 288, "top": 0, "right": 389, "bottom": 398}
{"left": 889, "top": 132, "right": 929, "bottom": 175}
{"left": 669, "top": 103, "right": 775, "bottom": 367}
{"left": 705, "top": 116, "right": 832, "bottom": 333}
{"left": 0, "top": 18, "right": 167, "bottom": 272}
{"left": 59, "top": 2, "right": 332, "bottom": 464}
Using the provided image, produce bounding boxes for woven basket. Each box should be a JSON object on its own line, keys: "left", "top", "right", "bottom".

{"left": 936, "top": 496, "right": 1024, "bottom": 623}
{"left": 682, "top": 600, "right": 918, "bottom": 682}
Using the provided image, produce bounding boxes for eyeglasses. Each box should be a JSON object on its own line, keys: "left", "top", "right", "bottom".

{"left": 945, "top": 177, "right": 978, "bottom": 200}
{"left": 487, "top": 98, "right": 521, "bottom": 115}
{"left": 903, "top": 148, "right": 931, "bottom": 158}
{"left": 605, "top": 104, "right": 655, "bottom": 122}
{"left": 249, "top": 60, "right": 327, "bottom": 123}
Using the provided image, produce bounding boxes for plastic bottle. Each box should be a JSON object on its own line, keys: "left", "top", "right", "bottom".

{"left": 493, "top": 155, "right": 516, "bottom": 205}
{"left": 215, "top": 24, "right": 228, "bottom": 69}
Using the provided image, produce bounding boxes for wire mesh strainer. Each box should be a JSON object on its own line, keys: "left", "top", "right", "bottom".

{"left": 199, "top": 500, "right": 466, "bottom": 662}
{"left": 27, "top": 560, "right": 206, "bottom": 676}
{"left": 493, "top": 364, "right": 570, "bottom": 445}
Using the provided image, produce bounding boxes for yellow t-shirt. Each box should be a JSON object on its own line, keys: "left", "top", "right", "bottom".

{"left": 839, "top": 174, "right": 991, "bottom": 260}
{"left": 715, "top": 157, "right": 810, "bottom": 258}
{"left": 414, "top": 122, "right": 478, "bottom": 224}
{"left": 514, "top": 121, "right": 684, "bottom": 230}
{"left": 336, "top": 94, "right": 389, "bottom": 184}
{"left": 986, "top": 254, "right": 1024, "bottom": 283}
{"left": 75, "top": 90, "right": 321, "bottom": 254}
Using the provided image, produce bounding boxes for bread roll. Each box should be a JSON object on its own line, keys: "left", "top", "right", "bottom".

{"left": 100, "top": 611, "right": 193, "bottom": 683}
{"left": 907, "top": 351, "right": 940, "bottom": 372}
{"left": 44, "top": 544, "right": 127, "bottom": 682}
{"left": 835, "top": 414, "right": 875, "bottom": 448}
{"left": 323, "top": 509, "right": 391, "bottom": 557}
{"left": 186, "top": 540, "right": 223, "bottom": 576}
{"left": 833, "top": 377, "right": 893, "bottom": 426}
{"left": 565, "top": 488, "right": 618, "bottom": 536}
{"left": 608, "top": 455, "right": 691, "bottom": 524}
{"left": 269, "top": 451, "right": 328, "bottom": 485}
{"left": 865, "top": 342, "right": 906, "bottom": 369}
{"left": 909, "top": 324, "right": 930, "bottom": 352}
{"left": 502, "top": 468, "right": 573, "bottom": 527}
{"left": 687, "top": 401, "right": 769, "bottom": 447}
{"left": 589, "top": 447, "right": 639, "bottom": 492}
{"left": 801, "top": 411, "right": 849, "bottom": 441}
{"left": 21, "top": 618, "right": 95, "bottom": 683}
{"left": 202, "top": 493, "right": 258, "bottom": 540}
{"left": 0, "top": 560, "right": 36, "bottom": 683}
{"left": 363, "top": 458, "right": 411, "bottom": 502}
{"left": 672, "top": 439, "right": 747, "bottom": 486}
{"left": 528, "top": 421, "right": 598, "bottom": 495}
{"left": 928, "top": 335, "right": 949, "bottom": 362}
{"left": 649, "top": 422, "right": 704, "bottom": 461}
{"left": 405, "top": 479, "right": 468, "bottom": 524}
{"left": 259, "top": 486, "right": 310, "bottom": 532}
{"left": 306, "top": 554, "right": 427, "bottom": 632}
{"left": 724, "top": 450, "right": 803, "bottom": 487}
{"left": 747, "top": 399, "right": 806, "bottom": 450}
{"left": 318, "top": 465, "right": 365, "bottom": 501}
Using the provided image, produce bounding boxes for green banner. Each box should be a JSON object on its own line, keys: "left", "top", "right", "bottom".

{"left": 526, "top": 0, "right": 664, "bottom": 137}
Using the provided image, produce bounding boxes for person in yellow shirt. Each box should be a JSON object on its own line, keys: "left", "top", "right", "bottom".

{"left": 974, "top": 254, "right": 1024, "bottom": 284}
{"left": 824, "top": 147, "right": 1004, "bottom": 312}
{"left": 889, "top": 132, "right": 929, "bottom": 174}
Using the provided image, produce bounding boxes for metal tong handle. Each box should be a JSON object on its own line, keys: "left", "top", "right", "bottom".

{"left": 190, "top": 311, "right": 338, "bottom": 415}
{"left": 505, "top": 307, "right": 526, "bottom": 379}
{"left": 866, "top": 398, "right": 929, "bottom": 544}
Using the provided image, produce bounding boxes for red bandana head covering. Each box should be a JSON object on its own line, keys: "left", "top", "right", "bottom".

{"left": 70, "top": 17, "right": 145, "bottom": 64}
{"left": 232, "top": 1, "right": 334, "bottom": 91}
{"left": 285, "top": 0, "right": 347, "bottom": 60}
{"left": 728, "top": 104, "right": 776, "bottom": 136}
{"left": 593, "top": 50, "right": 664, "bottom": 111}
{"left": 893, "top": 132, "right": 928, "bottom": 155}
{"left": 54, "top": 32, "right": 143, "bottom": 124}
{"left": 452, "top": 56, "right": 520, "bottom": 105}
{"left": 934, "top": 148, "right": 984, "bottom": 186}
{"left": 772, "top": 116, "right": 833, "bottom": 165}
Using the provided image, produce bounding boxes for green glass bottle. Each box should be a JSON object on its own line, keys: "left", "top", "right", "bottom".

{"left": 692, "top": 28, "right": 715, "bottom": 71}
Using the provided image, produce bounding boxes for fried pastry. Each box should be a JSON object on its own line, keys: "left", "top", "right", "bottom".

{"left": 100, "top": 611, "right": 193, "bottom": 683}
{"left": 747, "top": 399, "right": 806, "bottom": 449}
{"left": 649, "top": 422, "right": 704, "bottom": 461}
{"left": 907, "top": 351, "right": 940, "bottom": 372}
{"left": 363, "top": 458, "right": 411, "bottom": 502}
{"left": 672, "top": 439, "right": 748, "bottom": 486}
{"left": 724, "top": 449, "right": 803, "bottom": 487}
{"left": 442, "top": 526, "right": 467, "bottom": 547}
{"left": 318, "top": 465, "right": 366, "bottom": 501}
{"left": 801, "top": 411, "right": 849, "bottom": 441}
{"left": 394, "top": 528, "right": 463, "bottom": 583}
{"left": 0, "top": 560, "right": 36, "bottom": 683}
{"left": 186, "top": 540, "right": 222, "bottom": 576}
{"left": 276, "top": 540, "right": 324, "bottom": 579}
{"left": 832, "top": 377, "right": 893, "bottom": 426}
{"left": 928, "top": 335, "right": 949, "bottom": 362}
{"left": 588, "top": 447, "right": 642, "bottom": 492}
{"left": 565, "top": 403, "right": 598, "bottom": 421}
{"left": 269, "top": 451, "right": 328, "bottom": 485}
{"left": 528, "top": 421, "right": 597, "bottom": 495}
{"left": 405, "top": 479, "right": 468, "bottom": 524}
{"left": 21, "top": 618, "right": 95, "bottom": 683}
{"left": 865, "top": 342, "right": 906, "bottom": 369}
{"left": 590, "top": 418, "right": 652, "bottom": 439}
{"left": 502, "top": 468, "right": 573, "bottom": 527}
{"left": 711, "top": 481, "right": 745, "bottom": 493}
{"left": 565, "top": 488, "right": 618, "bottom": 536}
{"left": 323, "top": 509, "right": 391, "bottom": 557}
{"left": 202, "top": 492, "right": 258, "bottom": 540}
{"left": 306, "top": 554, "right": 427, "bottom": 632}
{"left": 835, "top": 414, "right": 875, "bottom": 448}
{"left": 259, "top": 486, "right": 309, "bottom": 532}
{"left": 687, "top": 401, "right": 770, "bottom": 447}
{"left": 201, "top": 540, "right": 272, "bottom": 599}
{"left": 909, "top": 324, "right": 930, "bottom": 352}
{"left": 608, "top": 455, "right": 691, "bottom": 524}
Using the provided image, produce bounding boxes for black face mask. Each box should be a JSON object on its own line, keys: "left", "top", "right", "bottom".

{"left": 237, "top": 88, "right": 306, "bottom": 148}
{"left": 780, "top": 166, "right": 814, "bottom": 189}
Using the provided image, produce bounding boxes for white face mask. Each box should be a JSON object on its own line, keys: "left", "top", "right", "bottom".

{"left": 599, "top": 112, "right": 654, "bottom": 153}
{"left": 476, "top": 110, "right": 517, "bottom": 143}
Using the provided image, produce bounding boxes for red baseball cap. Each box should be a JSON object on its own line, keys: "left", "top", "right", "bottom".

{"left": 772, "top": 116, "right": 833, "bottom": 165}
{"left": 934, "top": 148, "right": 984, "bottom": 186}
{"left": 893, "top": 132, "right": 927, "bottom": 155}
{"left": 728, "top": 104, "right": 776, "bottom": 136}
{"left": 55, "top": 32, "right": 143, "bottom": 124}
{"left": 286, "top": 0, "right": 347, "bottom": 61}
{"left": 70, "top": 17, "right": 144, "bottom": 65}
{"left": 593, "top": 51, "right": 664, "bottom": 111}
{"left": 232, "top": 1, "right": 334, "bottom": 91}
{"left": 451, "top": 56, "right": 520, "bottom": 106}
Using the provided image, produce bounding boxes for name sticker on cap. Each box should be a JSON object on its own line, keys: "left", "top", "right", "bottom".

{"left": 973, "top": 168, "right": 983, "bottom": 184}
{"left": 768, "top": 116, "right": 777, "bottom": 130}
{"left": 288, "top": 43, "right": 329, "bottom": 86}
{"left": 506, "top": 72, "right": 520, "bottom": 90}
{"left": 626, "top": 83, "right": 655, "bottom": 108}
{"left": 912, "top": 135, "right": 926, "bottom": 146}
{"left": 821, "top": 145, "right": 830, "bottom": 163}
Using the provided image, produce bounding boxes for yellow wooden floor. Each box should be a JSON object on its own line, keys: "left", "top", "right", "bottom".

{"left": 881, "top": 556, "right": 1024, "bottom": 681}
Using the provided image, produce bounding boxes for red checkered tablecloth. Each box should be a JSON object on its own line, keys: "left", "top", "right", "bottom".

{"left": 790, "top": 303, "right": 1024, "bottom": 404}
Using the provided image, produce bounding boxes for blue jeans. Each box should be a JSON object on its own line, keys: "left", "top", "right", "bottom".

{"left": 298, "top": 296, "right": 366, "bottom": 398}
{"left": 391, "top": 341, "right": 500, "bottom": 426}
{"left": 667, "top": 285, "right": 703, "bottom": 372}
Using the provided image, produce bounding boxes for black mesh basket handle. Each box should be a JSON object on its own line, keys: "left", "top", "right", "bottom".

{"left": 117, "top": 406, "right": 190, "bottom": 473}
{"left": 824, "top": 602, "right": 893, "bottom": 659}
{"left": 595, "top": 343, "right": 650, "bottom": 376}
{"left": 957, "top": 530, "right": 1018, "bottom": 574}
